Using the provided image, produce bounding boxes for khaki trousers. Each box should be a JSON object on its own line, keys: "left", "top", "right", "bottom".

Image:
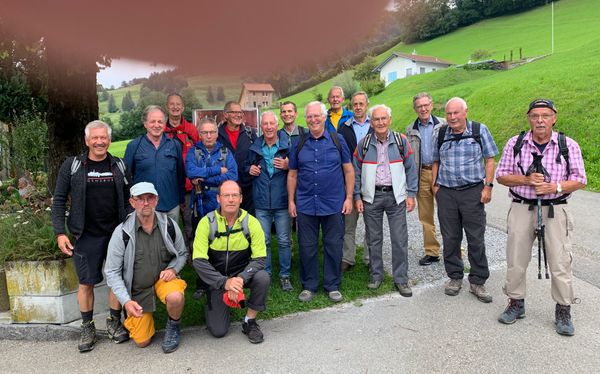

{"left": 504, "top": 202, "right": 575, "bottom": 305}
{"left": 417, "top": 168, "right": 440, "bottom": 257}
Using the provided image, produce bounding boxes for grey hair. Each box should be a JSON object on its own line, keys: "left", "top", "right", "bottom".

{"left": 328, "top": 86, "right": 345, "bottom": 98}
{"left": 142, "top": 105, "right": 165, "bottom": 123}
{"left": 413, "top": 92, "right": 432, "bottom": 105}
{"left": 84, "top": 120, "right": 112, "bottom": 139}
{"left": 305, "top": 101, "right": 328, "bottom": 117}
{"left": 351, "top": 91, "right": 369, "bottom": 104}
{"left": 197, "top": 117, "right": 218, "bottom": 131}
{"left": 260, "top": 111, "right": 277, "bottom": 124}
{"left": 368, "top": 104, "right": 392, "bottom": 118}
{"left": 445, "top": 97, "right": 468, "bottom": 111}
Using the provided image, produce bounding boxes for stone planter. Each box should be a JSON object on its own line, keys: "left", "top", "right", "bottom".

{"left": 0, "top": 265, "right": 9, "bottom": 312}
{"left": 5, "top": 258, "right": 108, "bottom": 324}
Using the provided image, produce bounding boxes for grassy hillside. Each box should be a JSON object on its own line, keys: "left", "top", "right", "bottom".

{"left": 98, "top": 84, "right": 142, "bottom": 125}
{"left": 280, "top": 0, "right": 600, "bottom": 190}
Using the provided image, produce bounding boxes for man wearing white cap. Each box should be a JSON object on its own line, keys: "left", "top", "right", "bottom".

{"left": 104, "top": 182, "right": 188, "bottom": 353}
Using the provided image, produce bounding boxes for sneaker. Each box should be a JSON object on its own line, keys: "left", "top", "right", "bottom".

{"left": 341, "top": 262, "right": 353, "bottom": 272}
{"left": 280, "top": 277, "right": 293, "bottom": 292}
{"left": 469, "top": 283, "right": 493, "bottom": 303}
{"left": 498, "top": 298, "right": 525, "bottom": 324}
{"left": 418, "top": 255, "right": 440, "bottom": 266}
{"left": 161, "top": 319, "right": 181, "bottom": 353}
{"left": 78, "top": 320, "right": 96, "bottom": 353}
{"left": 192, "top": 288, "right": 206, "bottom": 300}
{"left": 555, "top": 304, "right": 575, "bottom": 336}
{"left": 106, "top": 316, "right": 130, "bottom": 343}
{"left": 242, "top": 319, "right": 264, "bottom": 344}
{"left": 367, "top": 279, "right": 382, "bottom": 290}
{"left": 298, "top": 290, "right": 315, "bottom": 302}
{"left": 444, "top": 278, "right": 462, "bottom": 296}
{"left": 328, "top": 290, "right": 343, "bottom": 303}
{"left": 395, "top": 283, "right": 413, "bottom": 297}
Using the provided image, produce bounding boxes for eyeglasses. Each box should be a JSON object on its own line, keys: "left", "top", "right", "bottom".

{"left": 414, "top": 103, "right": 432, "bottom": 110}
{"left": 199, "top": 130, "right": 217, "bottom": 136}
{"left": 527, "top": 113, "right": 555, "bottom": 120}
{"left": 133, "top": 195, "right": 157, "bottom": 204}
{"left": 219, "top": 193, "right": 241, "bottom": 199}
{"left": 226, "top": 111, "right": 244, "bottom": 116}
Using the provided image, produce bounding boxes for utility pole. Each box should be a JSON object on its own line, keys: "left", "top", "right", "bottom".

{"left": 551, "top": 1, "right": 555, "bottom": 54}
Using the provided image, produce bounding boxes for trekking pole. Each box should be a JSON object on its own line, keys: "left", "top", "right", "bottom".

{"left": 527, "top": 153, "right": 551, "bottom": 280}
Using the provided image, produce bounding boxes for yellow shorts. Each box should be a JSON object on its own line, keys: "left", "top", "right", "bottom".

{"left": 124, "top": 278, "right": 187, "bottom": 344}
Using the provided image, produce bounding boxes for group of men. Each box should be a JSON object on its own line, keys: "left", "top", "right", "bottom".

{"left": 51, "top": 88, "right": 587, "bottom": 355}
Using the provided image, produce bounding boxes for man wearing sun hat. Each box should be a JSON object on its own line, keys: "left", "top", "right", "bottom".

{"left": 104, "top": 182, "right": 188, "bottom": 353}
{"left": 495, "top": 99, "right": 587, "bottom": 336}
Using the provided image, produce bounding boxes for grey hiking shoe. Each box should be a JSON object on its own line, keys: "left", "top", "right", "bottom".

{"left": 469, "top": 283, "right": 493, "bottom": 303}
{"left": 328, "top": 290, "right": 343, "bottom": 303}
{"left": 280, "top": 277, "right": 293, "bottom": 292}
{"left": 498, "top": 299, "right": 525, "bottom": 324}
{"left": 162, "top": 319, "right": 181, "bottom": 353}
{"left": 78, "top": 320, "right": 96, "bottom": 353}
{"left": 395, "top": 283, "right": 413, "bottom": 297}
{"left": 555, "top": 304, "right": 575, "bottom": 336}
{"left": 367, "top": 279, "right": 382, "bottom": 290}
{"left": 444, "top": 279, "right": 462, "bottom": 296}
{"left": 298, "top": 290, "right": 315, "bottom": 302}
{"left": 106, "top": 316, "right": 129, "bottom": 343}
{"left": 242, "top": 319, "right": 264, "bottom": 344}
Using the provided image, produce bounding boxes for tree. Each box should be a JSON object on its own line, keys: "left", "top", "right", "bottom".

{"left": 216, "top": 86, "right": 225, "bottom": 101}
{"left": 206, "top": 85, "right": 215, "bottom": 104}
{"left": 180, "top": 87, "right": 201, "bottom": 122}
{"left": 99, "top": 90, "right": 109, "bottom": 102}
{"left": 142, "top": 70, "right": 188, "bottom": 93}
{"left": 107, "top": 93, "right": 118, "bottom": 113}
{"left": 121, "top": 91, "right": 135, "bottom": 112}
{"left": 332, "top": 71, "right": 360, "bottom": 100}
{"left": 353, "top": 55, "right": 379, "bottom": 82}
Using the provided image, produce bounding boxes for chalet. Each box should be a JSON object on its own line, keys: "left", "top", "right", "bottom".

{"left": 373, "top": 52, "right": 453, "bottom": 86}
{"left": 239, "top": 83, "right": 275, "bottom": 109}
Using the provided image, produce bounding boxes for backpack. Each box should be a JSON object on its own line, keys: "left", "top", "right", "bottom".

{"left": 279, "top": 126, "right": 307, "bottom": 147}
{"left": 71, "top": 156, "right": 129, "bottom": 185}
{"left": 205, "top": 211, "right": 251, "bottom": 245}
{"left": 437, "top": 122, "right": 482, "bottom": 152}
{"left": 122, "top": 215, "right": 176, "bottom": 248}
{"left": 194, "top": 145, "right": 229, "bottom": 165}
{"left": 360, "top": 131, "right": 405, "bottom": 159}
{"left": 295, "top": 129, "right": 342, "bottom": 159}
{"left": 512, "top": 130, "right": 570, "bottom": 177}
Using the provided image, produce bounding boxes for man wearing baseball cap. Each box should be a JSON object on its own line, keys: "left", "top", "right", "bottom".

{"left": 104, "top": 182, "right": 188, "bottom": 352}
{"left": 495, "top": 99, "right": 587, "bottom": 335}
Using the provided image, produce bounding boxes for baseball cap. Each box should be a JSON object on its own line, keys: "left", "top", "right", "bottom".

{"left": 222, "top": 290, "right": 246, "bottom": 308}
{"left": 130, "top": 182, "right": 158, "bottom": 197}
{"left": 527, "top": 99, "right": 557, "bottom": 113}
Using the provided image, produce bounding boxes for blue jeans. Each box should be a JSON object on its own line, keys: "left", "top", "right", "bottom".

{"left": 255, "top": 208, "right": 292, "bottom": 278}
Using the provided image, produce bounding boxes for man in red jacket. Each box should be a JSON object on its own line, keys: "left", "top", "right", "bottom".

{"left": 164, "top": 93, "right": 199, "bottom": 251}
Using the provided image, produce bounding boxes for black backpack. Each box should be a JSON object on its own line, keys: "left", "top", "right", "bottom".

{"left": 437, "top": 122, "right": 482, "bottom": 151}
{"left": 360, "top": 132, "right": 405, "bottom": 158}
{"left": 295, "top": 129, "right": 342, "bottom": 159}
{"left": 513, "top": 130, "right": 570, "bottom": 177}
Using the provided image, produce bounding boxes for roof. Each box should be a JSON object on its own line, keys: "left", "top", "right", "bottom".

{"left": 373, "top": 52, "right": 453, "bottom": 72}
{"left": 241, "top": 83, "right": 275, "bottom": 92}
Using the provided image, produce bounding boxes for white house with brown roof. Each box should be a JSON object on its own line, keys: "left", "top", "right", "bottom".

{"left": 239, "top": 83, "right": 275, "bottom": 109}
{"left": 373, "top": 52, "right": 453, "bottom": 86}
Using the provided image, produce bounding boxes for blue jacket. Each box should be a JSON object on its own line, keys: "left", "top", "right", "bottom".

{"left": 245, "top": 133, "right": 290, "bottom": 210}
{"left": 325, "top": 108, "right": 354, "bottom": 133}
{"left": 186, "top": 140, "right": 238, "bottom": 218}
{"left": 217, "top": 123, "right": 257, "bottom": 188}
{"left": 124, "top": 134, "right": 184, "bottom": 212}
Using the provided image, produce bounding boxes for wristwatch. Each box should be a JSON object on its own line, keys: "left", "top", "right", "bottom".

{"left": 556, "top": 182, "right": 562, "bottom": 193}
{"left": 483, "top": 182, "right": 494, "bottom": 188}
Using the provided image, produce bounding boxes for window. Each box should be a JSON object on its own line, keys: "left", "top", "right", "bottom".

{"left": 406, "top": 68, "right": 412, "bottom": 77}
{"left": 420, "top": 67, "right": 426, "bottom": 74}
{"left": 253, "top": 101, "right": 256, "bottom": 108}
{"left": 387, "top": 71, "right": 398, "bottom": 83}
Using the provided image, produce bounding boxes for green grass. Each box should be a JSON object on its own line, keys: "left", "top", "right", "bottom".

{"left": 152, "top": 238, "right": 393, "bottom": 330}
{"left": 98, "top": 84, "right": 142, "bottom": 126}
{"left": 109, "top": 139, "right": 129, "bottom": 158}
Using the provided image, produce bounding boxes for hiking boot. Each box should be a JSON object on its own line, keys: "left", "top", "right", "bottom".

{"left": 395, "top": 283, "right": 413, "bottom": 297}
{"left": 78, "top": 320, "right": 97, "bottom": 353}
{"left": 242, "top": 319, "right": 264, "bottom": 344}
{"left": 106, "top": 316, "right": 130, "bottom": 343}
{"left": 328, "top": 290, "right": 343, "bottom": 303}
{"left": 341, "top": 262, "right": 353, "bottom": 272}
{"left": 444, "top": 279, "right": 462, "bottom": 296}
{"left": 192, "top": 288, "right": 206, "bottom": 300}
{"left": 298, "top": 290, "right": 315, "bottom": 302}
{"left": 418, "top": 255, "right": 440, "bottom": 266}
{"left": 498, "top": 299, "right": 525, "bottom": 324}
{"left": 555, "top": 304, "right": 575, "bottom": 336}
{"left": 280, "top": 277, "right": 293, "bottom": 292}
{"left": 367, "top": 279, "right": 382, "bottom": 290}
{"left": 161, "top": 319, "right": 181, "bottom": 353}
{"left": 469, "top": 283, "right": 493, "bottom": 303}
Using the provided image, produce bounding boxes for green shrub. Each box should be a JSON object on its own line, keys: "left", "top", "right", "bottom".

{"left": 360, "top": 79, "right": 385, "bottom": 97}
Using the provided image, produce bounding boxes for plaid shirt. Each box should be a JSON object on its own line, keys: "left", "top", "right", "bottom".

{"left": 496, "top": 131, "right": 587, "bottom": 200}
{"left": 432, "top": 121, "right": 498, "bottom": 188}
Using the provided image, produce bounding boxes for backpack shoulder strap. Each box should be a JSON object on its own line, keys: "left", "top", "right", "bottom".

{"left": 166, "top": 217, "right": 176, "bottom": 243}
{"left": 361, "top": 133, "right": 372, "bottom": 156}
{"left": 557, "top": 132, "right": 570, "bottom": 177}
{"left": 219, "top": 146, "right": 229, "bottom": 164}
{"left": 295, "top": 129, "right": 308, "bottom": 159}
{"left": 207, "top": 211, "right": 218, "bottom": 243}
{"left": 471, "top": 121, "right": 482, "bottom": 150}
{"left": 115, "top": 158, "right": 129, "bottom": 185}
{"left": 194, "top": 146, "right": 203, "bottom": 163}
{"left": 329, "top": 131, "right": 342, "bottom": 155}
{"left": 70, "top": 157, "right": 81, "bottom": 176}
{"left": 241, "top": 213, "right": 251, "bottom": 243}
{"left": 393, "top": 131, "right": 405, "bottom": 158}
{"left": 437, "top": 125, "right": 448, "bottom": 151}
{"left": 513, "top": 131, "right": 527, "bottom": 159}
{"left": 122, "top": 228, "right": 130, "bottom": 249}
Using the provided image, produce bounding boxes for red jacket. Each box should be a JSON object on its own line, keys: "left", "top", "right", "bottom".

{"left": 164, "top": 117, "right": 200, "bottom": 192}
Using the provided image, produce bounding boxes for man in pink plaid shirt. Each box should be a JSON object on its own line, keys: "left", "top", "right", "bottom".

{"left": 495, "top": 99, "right": 587, "bottom": 336}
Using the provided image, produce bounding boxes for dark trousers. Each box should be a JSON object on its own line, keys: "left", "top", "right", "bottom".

{"left": 297, "top": 212, "right": 344, "bottom": 292}
{"left": 204, "top": 270, "right": 270, "bottom": 338}
{"left": 240, "top": 185, "right": 254, "bottom": 216}
{"left": 436, "top": 184, "right": 489, "bottom": 285}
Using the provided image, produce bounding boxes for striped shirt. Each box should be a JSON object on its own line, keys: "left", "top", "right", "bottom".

{"left": 496, "top": 131, "right": 587, "bottom": 200}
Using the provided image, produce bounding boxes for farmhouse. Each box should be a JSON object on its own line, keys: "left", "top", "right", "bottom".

{"left": 373, "top": 52, "right": 453, "bottom": 86}
{"left": 239, "top": 83, "right": 275, "bottom": 109}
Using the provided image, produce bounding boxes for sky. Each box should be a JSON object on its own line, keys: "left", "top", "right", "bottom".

{"left": 97, "top": 59, "right": 175, "bottom": 88}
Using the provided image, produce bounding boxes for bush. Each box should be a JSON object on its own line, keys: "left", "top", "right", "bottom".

{"left": 332, "top": 71, "right": 360, "bottom": 99}
{"left": 360, "top": 79, "right": 385, "bottom": 97}
{"left": 470, "top": 49, "right": 492, "bottom": 61}
{"left": 312, "top": 89, "right": 323, "bottom": 102}
{"left": 8, "top": 111, "right": 48, "bottom": 175}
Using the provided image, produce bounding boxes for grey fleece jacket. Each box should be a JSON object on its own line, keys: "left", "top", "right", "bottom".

{"left": 103, "top": 212, "right": 188, "bottom": 310}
